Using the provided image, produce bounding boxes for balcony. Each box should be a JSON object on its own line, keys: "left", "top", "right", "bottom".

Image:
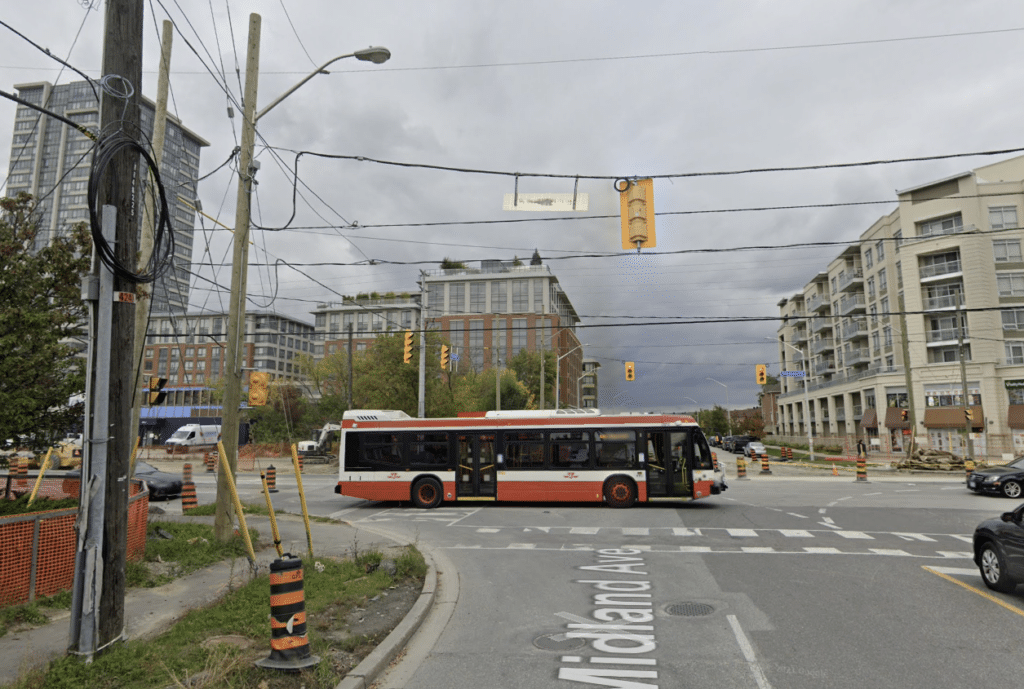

{"left": 839, "top": 293, "right": 866, "bottom": 315}
{"left": 837, "top": 270, "right": 864, "bottom": 293}
{"left": 814, "top": 359, "right": 837, "bottom": 375}
{"left": 852, "top": 404, "right": 863, "bottom": 419}
{"left": 926, "top": 328, "right": 968, "bottom": 345}
{"left": 812, "top": 338, "right": 835, "bottom": 354}
{"left": 807, "top": 293, "right": 829, "bottom": 313}
{"left": 791, "top": 330, "right": 808, "bottom": 344}
{"left": 844, "top": 347, "right": 871, "bottom": 366}
{"left": 841, "top": 320, "right": 868, "bottom": 340}
{"left": 919, "top": 260, "right": 962, "bottom": 280}
{"left": 811, "top": 317, "right": 833, "bottom": 333}
{"left": 923, "top": 293, "right": 964, "bottom": 311}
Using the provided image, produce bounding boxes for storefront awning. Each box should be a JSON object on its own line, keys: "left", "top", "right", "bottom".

{"left": 1008, "top": 405, "right": 1024, "bottom": 429}
{"left": 883, "top": 407, "right": 909, "bottom": 429}
{"left": 923, "top": 406, "right": 983, "bottom": 430}
{"left": 861, "top": 408, "right": 878, "bottom": 429}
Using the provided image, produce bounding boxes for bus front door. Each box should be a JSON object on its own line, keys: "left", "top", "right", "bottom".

{"left": 457, "top": 433, "right": 497, "bottom": 500}
{"left": 645, "top": 431, "right": 690, "bottom": 498}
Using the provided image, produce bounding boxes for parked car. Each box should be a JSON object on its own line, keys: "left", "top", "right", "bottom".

{"left": 67, "top": 461, "right": 183, "bottom": 500}
{"left": 743, "top": 441, "right": 767, "bottom": 458}
{"left": 967, "top": 455, "right": 1024, "bottom": 499}
{"left": 725, "top": 435, "right": 758, "bottom": 453}
{"left": 708, "top": 434, "right": 722, "bottom": 448}
{"left": 973, "top": 503, "right": 1024, "bottom": 592}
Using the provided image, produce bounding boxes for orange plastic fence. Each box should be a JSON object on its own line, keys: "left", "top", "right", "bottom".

{"left": 0, "top": 475, "right": 149, "bottom": 607}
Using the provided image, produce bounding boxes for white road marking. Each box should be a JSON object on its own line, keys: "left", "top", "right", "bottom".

{"left": 870, "top": 548, "right": 910, "bottom": 556}
{"left": 476, "top": 528, "right": 500, "bottom": 533}
{"left": 937, "top": 551, "right": 972, "bottom": 559}
{"left": 950, "top": 535, "right": 973, "bottom": 543}
{"left": 328, "top": 508, "right": 357, "bottom": 519}
{"left": 569, "top": 527, "right": 599, "bottom": 535}
{"left": 508, "top": 543, "right": 536, "bottom": 549}
{"left": 836, "top": 531, "right": 874, "bottom": 540}
{"left": 672, "top": 527, "right": 702, "bottom": 536}
{"left": 622, "top": 527, "right": 650, "bottom": 536}
{"left": 726, "top": 528, "right": 759, "bottom": 538}
{"left": 927, "top": 566, "right": 977, "bottom": 575}
{"left": 863, "top": 492, "right": 882, "bottom": 496}
{"left": 803, "top": 547, "right": 842, "bottom": 554}
{"left": 818, "top": 508, "right": 827, "bottom": 514}
{"left": 778, "top": 530, "right": 813, "bottom": 538}
{"left": 786, "top": 512, "right": 809, "bottom": 519}
{"left": 741, "top": 547, "right": 777, "bottom": 553}
{"left": 727, "top": 615, "right": 773, "bottom": 689}
{"left": 679, "top": 546, "right": 713, "bottom": 553}
{"left": 894, "top": 489, "right": 920, "bottom": 493}
{"left": 892, "top": 532, "right": 936, "bottom": 542}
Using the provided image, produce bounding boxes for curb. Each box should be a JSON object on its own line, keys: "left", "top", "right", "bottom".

{"left": 335, "top": 550, "right": 439, "bottom": 689}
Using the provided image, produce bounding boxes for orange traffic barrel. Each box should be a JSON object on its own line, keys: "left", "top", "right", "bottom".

{"left": 256, "top": 555, "right": 320, "bottom": 671}
{"left": 181, "top": 481, "right": 198, "bottom": 513}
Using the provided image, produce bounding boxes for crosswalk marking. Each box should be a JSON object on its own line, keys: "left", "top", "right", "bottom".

{"left": 476, "top": 528, "right": 499, "bottom": 533}
{"left": 937, "top": 551, "right": 972, "bottom": 559}
{"left": 836, "top": 531, "right": 874, "bottom": 540}
{"left": 778, "top": 529, "right": 813, "bottom": 538}
{"left": 672, "top": 527, "right": 701, "bottom": 536}
{"left": 679, "top": 546, "right": 712, "bottom": 553}
{"left": 508, "top": 543, "right": 536, "bottom": 549}
{"left": 870, "top": 548, "right": 911, "bottom": 556}
{"left": 569, "top": 527, "right": 599, "bottom": 535}
{"left": 893, "top": 532, "right": 937, "bottom": 542}
{"left": 949, "top": 534, "right": 973, "bottom": 543}
{"left": 726, "top": 528, "right": 759, "bottom": 538}
{"left": 741, "top": 547, "right": 776, "bottom": 553}
{"left": 803, "top": 547, "right": 842, "bottom": 554}
{"left": 622, "top": 527, "right": 650, "bottom": 536}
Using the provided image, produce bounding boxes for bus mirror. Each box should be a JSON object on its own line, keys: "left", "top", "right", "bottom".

{"left": 497, "top": 454, "right": 504, "bottom": 463}
{"left": 638, "top": 454, "right": 645, "bottom": 464}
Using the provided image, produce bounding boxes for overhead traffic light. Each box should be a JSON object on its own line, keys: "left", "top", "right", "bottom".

{"left": 625, "top": 361, "right": 635, "bottom": 381}
{"left": 965, "top": 408, "right": 974, "bottom": 422}
{"left": 440, "top": 344, "right": 450, "bottom": 369}
{"left": 900, "top": 409, "right": 908, "bottom": 422}
{"left": 148, "top": 376, "right": 168, "bottom": 405}
{"left": 756, "top": 364, "right": 767, "bottom": 385}
{"left": 403, "top": 329, "right": 414, "bottom": 364}
{"left": 248, "top": 372, "right": 269, "bottom": 406}
{"left": 617, "top": 178, "right": 656, "bottom": 251}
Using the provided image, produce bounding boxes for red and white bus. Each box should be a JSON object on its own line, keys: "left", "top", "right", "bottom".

{"left": 333, "top": 408, "right": 727, "bottom": 508}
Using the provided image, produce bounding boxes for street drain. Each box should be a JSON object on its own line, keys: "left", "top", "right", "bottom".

{"left": 666, "top": 602, "right": 715, "bottom": 617}
{"left": 533, "top": 633, "right": 586, "bottom": 651}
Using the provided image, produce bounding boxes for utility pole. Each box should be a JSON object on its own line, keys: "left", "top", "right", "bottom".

{"left": 539, "top": 345, "right": 545, "bottom": 409}
{"left": 69, "top": 0, "right": 143, "bottom": 657}
{"left": 217, "top": 14, "right": 260, "bottom": 542}
{"left": 956, "top": 302, "right": 975, "bottom": 459}
{"left": 417, "top": 272, "right": 426, "bottom": 418}
{"left": 131, "top": 19, "right": 173, "bottom": 442}
{"left": 347, "top": 322, "right": 353, "bottom": 409}
{"left": 898, "top": 292, "right": 916, "bottom": 457}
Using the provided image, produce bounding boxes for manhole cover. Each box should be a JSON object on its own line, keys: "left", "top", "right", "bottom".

{"left": 666, "top": 602, "right": 715, "bottom": 617}
{"left": 533, "top": 633, "right": 586, "bottom": 651}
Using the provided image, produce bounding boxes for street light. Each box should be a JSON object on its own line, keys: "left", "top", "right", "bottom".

{"left": 218, "top": 13, "right": 390, "bottom": 540}
{"left": 683, "top": 396, "right": 700, "bottom": 425}
{"left": 555, "top": 342, "right": 588, "bottom": 409}
{"left": 770, "top": 337, "right": 814, "bottom": 462}
{"left": 706, "top": 378, "right": 731, "bottom": 435}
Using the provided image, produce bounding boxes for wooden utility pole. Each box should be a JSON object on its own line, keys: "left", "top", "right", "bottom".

{"left": 217, "top": 14, "right": 261, "bottom": 541}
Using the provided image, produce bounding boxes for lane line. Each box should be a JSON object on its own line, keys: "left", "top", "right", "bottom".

{"left": 727, "top": 614, "right": 773, "bottom": 689}
{"left": 922, "top": 566, "right": 1024, "bottom": 619}
{"left": 786, "top": 512, "right": 809, "bottom": 519}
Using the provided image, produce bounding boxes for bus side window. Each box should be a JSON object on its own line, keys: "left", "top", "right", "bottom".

{"left": 596, "top": 430, "right": 636, "bottom": 469}
{"left": 692, "top": 432, "right": 714, "bottom": 470}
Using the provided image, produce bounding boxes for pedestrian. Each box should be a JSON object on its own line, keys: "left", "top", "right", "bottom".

{"left": 856, "top": 438, "right": 866, "bottom": 458}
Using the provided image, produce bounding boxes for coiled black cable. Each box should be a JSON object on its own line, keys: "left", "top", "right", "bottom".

{"left": 87, "top": 128, "right": 174, "bottom": 284}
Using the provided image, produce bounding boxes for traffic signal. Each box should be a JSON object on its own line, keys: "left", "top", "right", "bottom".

{"left": 440, "top": 344, "right": 450, "bottom": 369}
{"left": 148, "top": 376, "right": 168, "bottom": 405}
{"left": 618, "top": 178, "right": 656, "bottom": 251}
{"left": 248, "top": 372, "right": 269, "bottom": 406}
{"left": 403, "top": 329, "right": 414, "bottom": 364}
{"left": 625, "top": 361, "right": 635, "bottom": 381}
{"left": 965, "top": 408, "right": 973, "bottom": 422}
{"left": 900, "top": 409, "right": 908, "bottom": 422}
{"left": 756, "top": 364, "right": 767, "bottom": 385}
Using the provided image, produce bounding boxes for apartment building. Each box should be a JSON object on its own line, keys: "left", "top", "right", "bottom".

{"left": 580, "top": 359, "right": 600, "bottom": 409}
{"left": 6, "top": 80, "right": 208, "bottom": 314}
{"left": 143, "top": 310, "right": 316, "bottom": 390}
{"left": 312, "top": 293, "right": 420, "bottom": 358}
{"left": 776, "top": 155, "right": 1024, "bottom": 460}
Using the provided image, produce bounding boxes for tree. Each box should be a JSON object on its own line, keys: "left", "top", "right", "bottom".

{"left": 735, "top": 412, "right": 765, "bottom": 438}
{"left": 0, "top": 193, "right": 91, "bottom": 452}
{"left": 507, "top": 348, "right": 555, "bottom": 408}
{"left": 247, "top": 384, "right": 307, "bottom": 443}
{"left": 697, "top": 406, "right": 730, "bottom": 436}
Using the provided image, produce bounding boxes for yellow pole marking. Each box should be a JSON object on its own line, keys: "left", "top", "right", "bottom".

{"left": 260, "top": 472, "right": 284, "bottom": 558}
{"left": 217, "top": 441, "right": 256, "bottom": 563}
{"left": 27, "top": 448, "right": 53, "bottom": 506}
{"left": 922, "top": 565, "right": 1024, "bottom": 619}
{"left": 291, "top": 444, "right": 314, "bottom": 558}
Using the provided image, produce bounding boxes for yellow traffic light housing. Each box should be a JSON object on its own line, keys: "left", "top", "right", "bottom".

{"left": 248, "top": 372, "right": 269, "bottom": 406}
{"left": 756, "top": 364, "right": 767, "bottom": 385}
{"left": 901, "top": 409, "right": 908, "bottom": 422}
{"left": 965, "top": 408, "right": 973, "bottom": 422}
{"left": 625, "top": 361, "right": 635, "bottom": 381}
{"left": 148, "top": 376, "right": 168, "bottom": 405}
{"left": 617, "top": 178, "right": 656, "bottom": 252}
{"left": 403, "top": 329, "right": 414, "bottom": 364}
{"left": 440, "top": 344, "right": 450, "bottom": 369}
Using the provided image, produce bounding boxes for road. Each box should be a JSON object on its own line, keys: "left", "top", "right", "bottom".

{"left": 186, "top": 454, "right": 1024, "bottom": 688}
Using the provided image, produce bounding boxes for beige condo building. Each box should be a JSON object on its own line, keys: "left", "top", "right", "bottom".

{"left": 776, "top": 155, "right": 1024, "bottom": 461}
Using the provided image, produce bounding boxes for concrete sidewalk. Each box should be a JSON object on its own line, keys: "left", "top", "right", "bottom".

{"left": 0, "top": 510, "right": 433, "bottom": 688}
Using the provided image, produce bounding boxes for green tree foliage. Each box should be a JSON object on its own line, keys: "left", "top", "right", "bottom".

{"left": 697, "top": 405, "right": 731, "bottom": 436}
{"left": 294, "top": 351, "right": 349, "bottom": 427}
{"left": 507, "top": 348, "right": 556, "bottom": 408}
{"left": 246, "top": 384, "right": 307, "bottom": 443}
{"left": 735, "top": 412, "right": 765, "bottom": 438}
{"left": 0, "top": 193, "right": 91, "bottom": 451}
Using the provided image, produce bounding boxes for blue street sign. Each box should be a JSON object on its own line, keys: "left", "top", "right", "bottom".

{"left": 451, "top": 353, "right": 460, "bottom": 362}
{"left": 780, "top": 370, "right": 805, "bottom": 377}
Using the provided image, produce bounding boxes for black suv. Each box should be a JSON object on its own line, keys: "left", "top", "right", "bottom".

{"left": 724, "top": 435, "right": 758, "bottom": 453}
{"left": 973, "top": 504, "right": 1024, "bottom": 592}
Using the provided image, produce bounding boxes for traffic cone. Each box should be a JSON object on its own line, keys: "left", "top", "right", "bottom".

{"left": 832, "top": 464, "right": 838, "bottom": 476}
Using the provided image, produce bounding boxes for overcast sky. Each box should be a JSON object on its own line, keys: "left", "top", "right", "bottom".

{"left": 3, "top": 1, "right": 1023, "bottom": 413}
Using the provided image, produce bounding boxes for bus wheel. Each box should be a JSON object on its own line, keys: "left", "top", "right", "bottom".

{"left": 605, "top": 477, "right": 636, "bottom": 508}
{"left": 412, "top": 477, "right": 443, "bottom": 509}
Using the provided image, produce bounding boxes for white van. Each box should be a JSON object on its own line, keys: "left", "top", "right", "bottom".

{"left": 165, "top": 424, "right": 221, "bottom": 453}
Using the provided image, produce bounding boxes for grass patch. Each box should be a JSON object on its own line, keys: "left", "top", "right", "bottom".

{"left": 8, "top": 545, "right": 427, "bottom": 689}
{"left": 182, "top": 501, "right": 269, "bottom": 517}
{"left": 124, "top": 521, "right": 260, "bottom": 588}
{"left": 0, "top": 495, "right": 78, "bottom": 516}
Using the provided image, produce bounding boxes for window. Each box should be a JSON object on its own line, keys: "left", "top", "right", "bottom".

{"left": 879, "top": 296, "right": 889, "bottom": 320}
{"left": 990, "top": 206, "right": 1018, "bottom": 230}
{"left": 534, "top": 280, "right": 544, "bottom": 314}
{"left": 490, "top": 281, "right": 506, "bottom": 313}
{"left": 550, "top": 431, "right": 591, "bottom": 468}
{"left": 831, "top": 277, "right": 837, "bottom": 294}
{"left": 993, "top": 239, "right": 1022, "bottom": 262}
{"left": 512, "top": 318, "right": 528, "bottom": 355}
{"left": 878, "top": 268, "right": 887, "bottom": 292}
{"left": 469, "top": 320, "right": 485, "bottom": 371}
{"left": 918, "top": 213, "right": 963, "bottom": 237}
{"left": 867, "top": 277, "right": 875, "bottom": 300}
{"left": 595, "top": 430, "right": 637, "bottom": 469}
{"left": 998, "top": 272, "right": 1024, "bottom": 297}
{"left": 512, "top": 280, "right": 529, "bottom": 312}
{"left": 876, "top": 240, "right": 885, "bottom": 261}
{"left": 410, "top": 432, "right": 451, "bottom": 469}
{"left": 470, "top": 283, "right": 486, "bottom": 313}
{"left": 449, "top": 283, "right": 465, "bottom": 313}
{"left": 869, "top": 304, "right": 877, "bottom": 325}
{"left": 928, "top": 345, "right": 969, "bottom": 363}
{"left": 864, "top": 248, "right": 873, "bottom": 268}
{"left": 1007, "top": 341, "right": 1024, "bottom": 365}
{"left": 882, "top": 325, "right": 892, "bottom": 347}
{"left": 1003, "top": 309, "right": 1024, "bottom": 330}
{"left": 505, "top": 431, "right": 545, "bottom": 469}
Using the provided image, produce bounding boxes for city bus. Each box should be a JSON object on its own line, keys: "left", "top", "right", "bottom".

{"left": 334, "top": 408, "right": 727, "bottom": 508}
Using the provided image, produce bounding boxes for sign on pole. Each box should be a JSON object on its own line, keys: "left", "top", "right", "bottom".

{"left": 503, "top": 192, "right": 590, "bottom": 211}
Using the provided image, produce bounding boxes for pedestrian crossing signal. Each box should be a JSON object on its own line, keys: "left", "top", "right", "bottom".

{"left": 625, "top": 361, "right": 635, "bottom": 381}
{"left": 756, "top": 364, "right": 767, "bottom": 385}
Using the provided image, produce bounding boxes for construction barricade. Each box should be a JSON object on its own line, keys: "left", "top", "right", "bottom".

{"left": 256, "top": 555, "right": 319, "bottom": 671}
